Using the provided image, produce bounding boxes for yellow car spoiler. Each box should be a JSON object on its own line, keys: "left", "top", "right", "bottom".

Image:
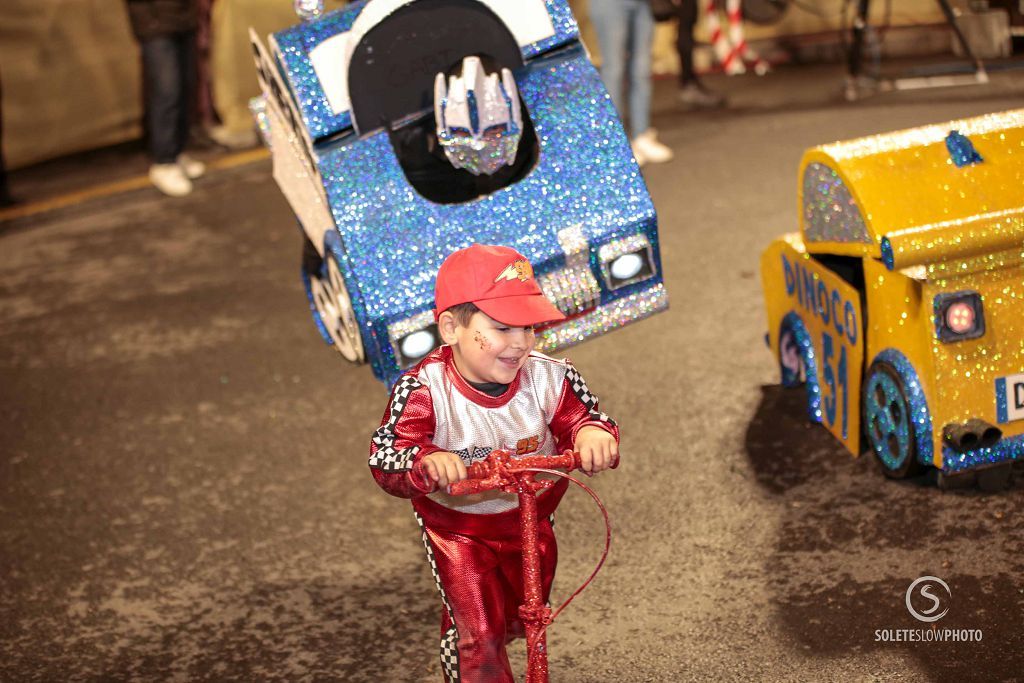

{"left": 798, "top": 109, "right": 1024, "bottom": 269}
{"left": 879, "top": 206, "right": 1024, "bottom": 271}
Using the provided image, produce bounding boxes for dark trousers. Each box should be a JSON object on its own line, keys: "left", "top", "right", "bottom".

{"left": 675, "top": 0, "right": 699, "bottom": 86}
{"left": 0, "top": 71, "right": 10, "bottom": 205}
{"left": 140, "top": 31, "right": 195, "bottom": 164}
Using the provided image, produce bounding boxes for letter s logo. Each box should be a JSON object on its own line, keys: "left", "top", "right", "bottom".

{"left": 906, "top": 576, "right": 950, "bottom": 622}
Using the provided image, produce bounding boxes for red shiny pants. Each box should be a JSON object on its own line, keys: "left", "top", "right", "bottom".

{"left": 415, "top": 501, "right": 558, "bottom": 683}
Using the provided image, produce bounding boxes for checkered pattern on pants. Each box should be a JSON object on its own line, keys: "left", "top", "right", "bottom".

{"left": 415, "top": 512, "right": 461, "bottom": 682}
{"left": 413, "top": 510, "right": 558, "bottom": 683}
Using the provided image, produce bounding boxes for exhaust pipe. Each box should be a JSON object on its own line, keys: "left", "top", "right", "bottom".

{"left": 943, "top": 423, "right": 979, "bottom": 451}
{"left": 965, "top": 419, "right": 1002, "bottom": 449}
{"left": 942, "top": 419, "right": 1002, "bottom": 451}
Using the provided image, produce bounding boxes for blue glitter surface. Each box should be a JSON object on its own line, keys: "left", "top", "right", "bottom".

{"left": 942, "top": 433, "right": 1024, "bottom": 473}
{"left": 530, "top": 0, "right": 579, "bottom": 57}
{"left": 945, "top": 130, "right": 984, "bottom": 168}
{"left": 315, "top": 45, "right": 659, "bottom": 384}
{"left": 273, "top": 0, "right": 579, "bottom": 141}
{"left": 273, "top": 1, "right": 364, "bottom": 140}
{"left": 871, "top": 349, "right": 935, "bottom": 467}
{"left": 879, "top": 236, "right": 895, "bottom": 271}
{"left": 996, "top": 377, "right": 1009, "bottom": 424}
{"left": 780, "top": 312, "right": 821, "bottom": 423}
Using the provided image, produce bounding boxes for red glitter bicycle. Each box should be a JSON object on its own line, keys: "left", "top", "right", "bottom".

{"left": 446, "top": 449, "right": 614, "bottom": 683}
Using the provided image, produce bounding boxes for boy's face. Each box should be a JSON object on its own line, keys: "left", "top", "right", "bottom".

{"left": 440, "top": 310, "right": 537, "bottom": 385}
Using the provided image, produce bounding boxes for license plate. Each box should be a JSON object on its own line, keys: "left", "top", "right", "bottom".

{"left": 996, "top": 372, "right": 1024, "bottom": 423}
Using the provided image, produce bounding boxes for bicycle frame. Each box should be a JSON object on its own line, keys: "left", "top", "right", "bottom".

{"left": 439, "top": 449, "right": 607, "bottom": 683}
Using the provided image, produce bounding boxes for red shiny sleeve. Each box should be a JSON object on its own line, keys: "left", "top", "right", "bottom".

{"left": 548, "top": 362, "right": 620, "bottom": 453}
{"left": 368, "top": 375, "right": 442, "bottom": 498}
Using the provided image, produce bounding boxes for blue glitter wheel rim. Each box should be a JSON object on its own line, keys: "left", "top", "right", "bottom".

{"left": 779, "top": 324, "right": 804, "bottom": 387}
{"left": 863, "top": 364, "right": 913, "bottom": 473}
{"left": 301, "top": 257, "right": 336, "bottom": 347}
{"left": 779, "top": 312, "right": 822, "bottom": 423}
{"left": 871, "top": 349, "right": 934, "bottom": 467}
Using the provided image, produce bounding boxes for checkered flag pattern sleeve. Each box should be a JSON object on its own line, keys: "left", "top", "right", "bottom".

{"left": 368, "top": 375, "right": 424, "bottom": 472}
{"left": 564, "top": 364, "right": 617, "bottom": 427}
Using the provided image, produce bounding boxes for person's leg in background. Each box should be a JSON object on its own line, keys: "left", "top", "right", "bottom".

{"left": 0, "top": 71, "right": 14, "bottom": 207}
{"left": 625, "top": 0, "right": 673, "bottom": 166}
{"left": 676, "top": 0, "right": 698, "bottom": 86}
{"left": 173, "top": 31, "right": 206, "bottom": 180}
{"left": 675, "top": 0, "right": 726, "bottom": 108}
{"left": 589, "top": 0, "right": 629, "bottom": 124}
{"left": 142, "top": 35, "right": 194, "bottom": 196}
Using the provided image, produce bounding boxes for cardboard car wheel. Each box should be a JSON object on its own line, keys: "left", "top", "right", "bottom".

{"left": 305, "top": 245, "right": 365, "bottom": 364}
{"left": 862, "top": 362, "right": 920, "bottom": 479}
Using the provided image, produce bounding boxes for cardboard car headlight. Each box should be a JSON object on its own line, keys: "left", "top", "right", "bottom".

{"left": 759, "top": 109, "right": 1024, "bottom": 483}
{"left": 598, "top": 235, "right": 656, "bottom": 290}
{"left": 249, "top": 0, "right": 668, "bottom": 388}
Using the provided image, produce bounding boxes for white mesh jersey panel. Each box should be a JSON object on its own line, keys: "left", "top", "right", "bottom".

{"left": 421, "top": 351, "right": 569, "bottom": 514}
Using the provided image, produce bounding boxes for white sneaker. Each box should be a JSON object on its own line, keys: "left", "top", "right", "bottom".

{"left": 176, "top": 153, "right": 206, "bottom": 179}
{"left": 631, "top": 129, "right": 674, "bottom": 166}
{"left": 208, "top": 124, "right": 258, "bottom": 150}
{"left": 149, "top": 163, "right": 193, "bottom": 197}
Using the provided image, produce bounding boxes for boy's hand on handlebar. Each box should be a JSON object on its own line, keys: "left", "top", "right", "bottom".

{"left": 422, "top": 452, "right": 468, "bottom": 489}
{"left": 574, "top": 426, "right": 618, "bottom": 474}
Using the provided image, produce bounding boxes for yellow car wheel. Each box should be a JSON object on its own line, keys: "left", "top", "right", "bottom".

{"left": 779, "top": 322, "right": 805, "bottom": 387}
{"left": 862, "top": 361, "right": 922, "bottom": 479}
{"left": 779, "top": 313, "right": 822, "bottom": 424}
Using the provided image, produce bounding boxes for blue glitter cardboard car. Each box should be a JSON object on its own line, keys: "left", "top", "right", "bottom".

{"left": 248, "top": 0, "right": 668, "bottom": 388}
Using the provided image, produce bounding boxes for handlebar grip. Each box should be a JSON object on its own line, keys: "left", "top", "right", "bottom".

{"left": 448, "top": 478, "right": 493, "bottom": 496}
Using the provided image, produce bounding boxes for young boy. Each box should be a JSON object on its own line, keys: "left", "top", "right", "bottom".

{"left": 368, "top": 244, "right": 619, "bottom": 683}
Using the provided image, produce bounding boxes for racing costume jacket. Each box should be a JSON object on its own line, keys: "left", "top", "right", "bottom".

{"left": 368, "top": 345, "right": 618, "bottom": 683}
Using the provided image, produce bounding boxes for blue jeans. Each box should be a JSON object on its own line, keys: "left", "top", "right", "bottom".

{"left": 140, "top": 32, "right": 195, "bottom": 164}
{"left": 589, "top": 0, "right": 653, "bottom": 139}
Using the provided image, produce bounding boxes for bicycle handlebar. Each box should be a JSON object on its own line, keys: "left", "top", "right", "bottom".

{"left": 445, "top": 449, "right": 618, "bottom": 496}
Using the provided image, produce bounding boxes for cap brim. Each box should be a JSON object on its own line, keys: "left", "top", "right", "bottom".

{"left": 475, "top": 294, "right": 566, "bottom": 327}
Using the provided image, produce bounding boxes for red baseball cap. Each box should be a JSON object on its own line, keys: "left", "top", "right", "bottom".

{"left": 434, "top": 244, "right": 566, "bottom": 327}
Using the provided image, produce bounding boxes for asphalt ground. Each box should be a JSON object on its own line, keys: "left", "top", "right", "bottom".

{"left": 2, "top": 63, "right": 1024, "bottom": 681}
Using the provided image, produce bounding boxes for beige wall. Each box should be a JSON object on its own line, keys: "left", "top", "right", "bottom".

{"left": 1, "top": 0, "right": 143, "bottom": 169}
{"left": 210, "top": 0, "right": 301, "bottom": 135}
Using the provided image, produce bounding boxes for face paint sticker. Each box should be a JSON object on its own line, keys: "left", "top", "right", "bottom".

{"left": 474, "top": 330, "right": 491, "bottom": 351}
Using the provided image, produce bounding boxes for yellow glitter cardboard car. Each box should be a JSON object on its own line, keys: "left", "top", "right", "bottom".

{"left": 761, "top": 110, "right": 1024, "bottom": 486}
